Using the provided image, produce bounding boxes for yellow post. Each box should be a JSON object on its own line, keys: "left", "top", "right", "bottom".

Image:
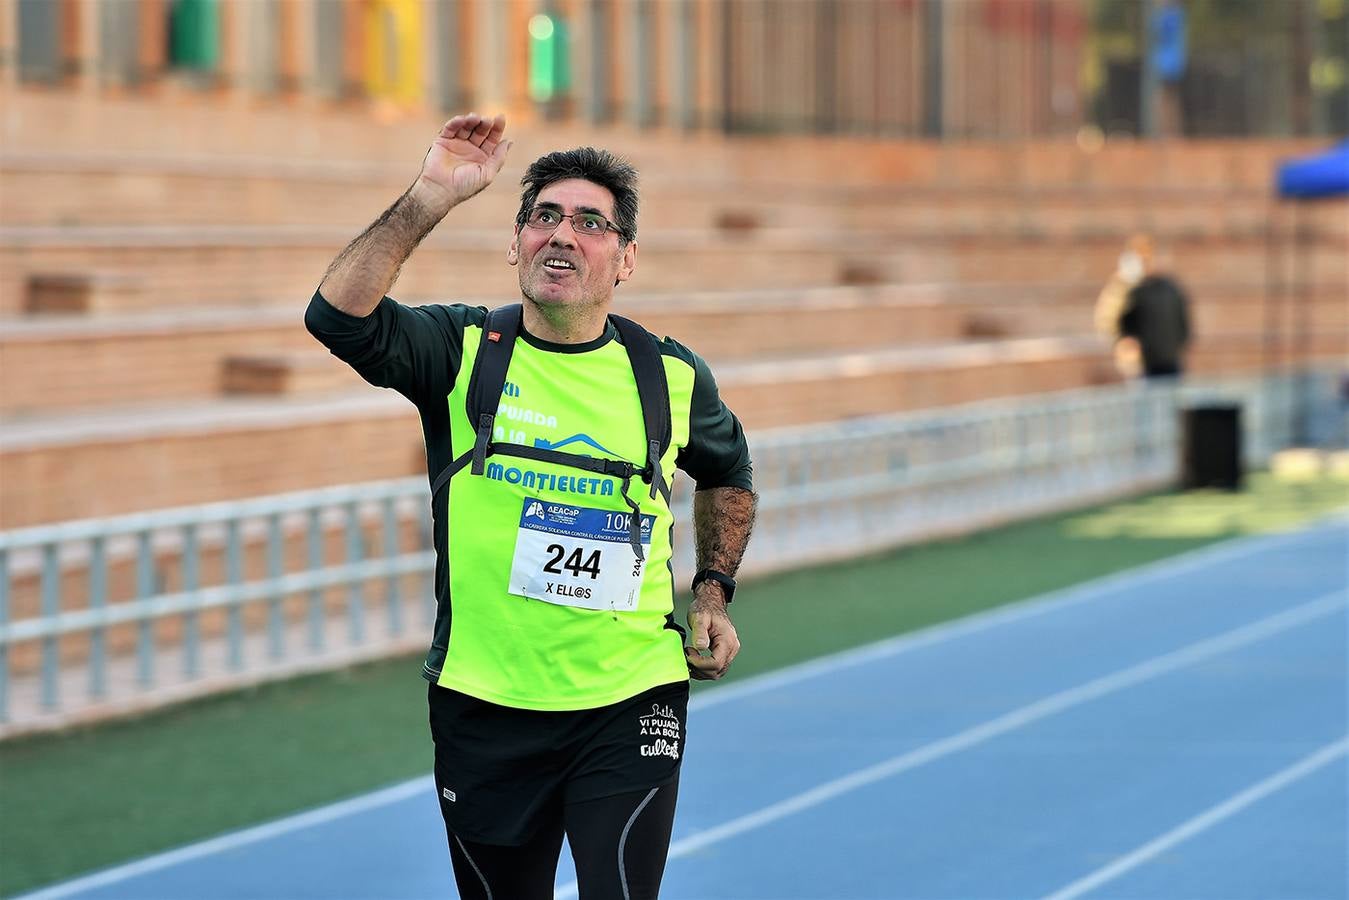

{"left": 364, "top": 0, "right": 423, "bottom": 105}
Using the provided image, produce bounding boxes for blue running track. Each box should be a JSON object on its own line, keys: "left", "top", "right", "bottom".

{"left": 19, "top": 517, "right": 1347, "bottom": 900}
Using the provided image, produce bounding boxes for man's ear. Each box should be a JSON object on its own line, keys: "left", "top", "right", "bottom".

{"left": 614, "top": 240, "right": 637, "bottom": 286}
{"left": 507, "top": 233, "right": 519, "bottom": 266}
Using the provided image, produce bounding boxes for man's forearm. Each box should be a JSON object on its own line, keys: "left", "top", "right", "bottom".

{"left": 318, "top": 178, "right": 453, "bottom": 317}
{"left": 693, "top": 486, "right": 757, "bottom": 578}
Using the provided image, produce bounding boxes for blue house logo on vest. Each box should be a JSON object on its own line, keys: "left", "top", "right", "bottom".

{"left": 533, "top": 433, "right": 618, "bottom": 457}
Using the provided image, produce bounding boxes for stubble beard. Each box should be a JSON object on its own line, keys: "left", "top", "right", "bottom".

{"left": 519, "top": 265, "right": 608, "bottom": 332}
{"left": 519, "top": 248, "right": 621, "bottom": 318}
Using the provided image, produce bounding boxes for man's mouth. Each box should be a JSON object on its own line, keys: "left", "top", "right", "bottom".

{"left": 542, "top": 257, "right": 576, "bottom": 272}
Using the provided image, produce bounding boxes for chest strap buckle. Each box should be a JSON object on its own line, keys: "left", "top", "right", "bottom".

{"left": 646, "top": 439, "right": 664, "bottom": 500}
{"left": 470, "top": 413, "right": 494, "bottom": 476}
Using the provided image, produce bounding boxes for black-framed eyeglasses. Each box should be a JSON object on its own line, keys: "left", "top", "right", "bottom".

{"left": 524, "top": 206, "right": 621, "bottom": 238}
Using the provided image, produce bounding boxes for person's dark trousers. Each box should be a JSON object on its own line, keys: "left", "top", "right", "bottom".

{"left": 1144, "top": 362, "right": 1182, "bottom": 378}
{"left": 445, "top": 783, "right": 680, "bottom": 900}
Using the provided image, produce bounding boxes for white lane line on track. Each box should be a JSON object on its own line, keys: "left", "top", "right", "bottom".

{"left": 687, "top": 514, "right": 1347, "bottom": 715}
{"left": 553, "top": 590, "right": 1347, "bottom": 900}
{"left": 17, "top": 517, "right": 1343, "bottom": 900}
{"left": 1041, "top": 735, "right": 1349, "bottom": 900}
{"left": 10, "top": 778, "right": 434, "bottom": 900}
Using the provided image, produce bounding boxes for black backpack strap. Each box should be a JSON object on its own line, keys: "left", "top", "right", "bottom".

{"left": 609, "top": 314, "right": 672, "bottom": 501}
{"left": 429, "top": 305, "right": 522, "bottom": 502}
{"left": 428, "top": 453, "right": 472, "bottom": 504}
{"left": 428, "top": 309, "right": 673, "bottom": 543}
{"left": 466, "top": 304, "right": 522, "bottom": 475}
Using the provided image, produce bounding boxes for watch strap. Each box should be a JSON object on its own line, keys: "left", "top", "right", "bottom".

{"left": 691, "top": 568, "right": 736, "bottom": 603}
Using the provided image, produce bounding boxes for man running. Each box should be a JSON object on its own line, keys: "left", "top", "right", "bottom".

{"left": 305, "top": 113, "right": 756, "bottom": 899}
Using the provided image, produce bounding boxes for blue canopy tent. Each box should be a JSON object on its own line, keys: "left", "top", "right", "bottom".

{"left": 1266, "top": 142, "right": 1349, "bottom": 444}
{"left": 1277, "top": 140, "right": 1349, "bottom": 199}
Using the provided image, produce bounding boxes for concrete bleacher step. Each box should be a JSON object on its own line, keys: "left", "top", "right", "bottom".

{"left": 0, "top": 283, "right": 1015, "bottom": 413}
{"left": 6, "top": 88, "right": 1329, "bottom": 190}
{"left": 2, "top": 331, "right": 1341, "bottom": 529}
{"left": 221, "top": 350, "right": 364, "bottom": 396}
{"left": 12, "top": 151, "right": 1334, "bottom": 238}
{"left": 0, "top": 335, "right": 1120, "bottom": 528}
{"left": 5, "top": 223, "right": 1344, "bottom": 315}
{"left": 4, "top": 282, "right": 1343, "bottom": 415}
{"left": 0, "top": 306, "right": 310, "bottom": 414}
{"left": 22, "top": 272, "right": 147, "bottom": 314}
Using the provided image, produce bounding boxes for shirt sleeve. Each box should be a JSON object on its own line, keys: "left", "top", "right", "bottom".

{"left": 1093, "top": 276, "right": 1132, "bottom": 339}
{"left": 673, "top": 347, "right": 754, "bottom": 492}
{"left": 303, "top": 291, "right": 475, "bottom": 405}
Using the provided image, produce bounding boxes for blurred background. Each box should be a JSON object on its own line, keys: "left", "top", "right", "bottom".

{"left": 0, "top": 0, "right": 1346, "bottom": 897}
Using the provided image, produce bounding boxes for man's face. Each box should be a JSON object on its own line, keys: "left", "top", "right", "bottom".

{"left": 508, "top": 178, "right": 637, "bottom": 311}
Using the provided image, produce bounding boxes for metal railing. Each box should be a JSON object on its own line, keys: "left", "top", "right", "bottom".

{"left": 0, "top": 483, "right": 437, "bottom": 735}
{"left": 0, "top": 369, "right": 1340, "bottom": 736}
{"left": 737, "top": 369, "right": 1338, "bottom": 573}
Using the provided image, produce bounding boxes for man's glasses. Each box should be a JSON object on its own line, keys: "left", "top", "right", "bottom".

{"left": 524, "top": 206, "right": 621, "bottom": 239}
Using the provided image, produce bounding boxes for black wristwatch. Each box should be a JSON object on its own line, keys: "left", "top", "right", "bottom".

{"left": 691, "top": 569, "right": 736, "bottom": 603}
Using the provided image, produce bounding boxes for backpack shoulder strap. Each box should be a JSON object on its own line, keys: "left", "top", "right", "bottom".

{"left": 429, "top": 305, "right": 522, "bottom": 501}
{"left": 465, "top": 304, "right": 522, "bottom": 475}
{"left": 431, "top": 308, "right": 672, "bottom": 508}
{"left": 609, "top": 314, "right": 672, "bottom": 500}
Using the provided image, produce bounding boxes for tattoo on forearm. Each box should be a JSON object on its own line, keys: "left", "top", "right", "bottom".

{"left": 693, "top": 487, "right": 757, "bottom": 576}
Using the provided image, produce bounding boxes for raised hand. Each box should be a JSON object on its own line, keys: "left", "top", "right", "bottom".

{"left": 417, "top": 113, "right": 512, "bottom": 213}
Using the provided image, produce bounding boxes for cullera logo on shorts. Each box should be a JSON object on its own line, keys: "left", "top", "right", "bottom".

{"left": 638, "top": 703, "right": 681, "bottom": 760}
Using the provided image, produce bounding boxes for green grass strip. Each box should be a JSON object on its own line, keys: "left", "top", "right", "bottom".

{"left": 1, "top": 471, "right": 1343, "bottom": 896}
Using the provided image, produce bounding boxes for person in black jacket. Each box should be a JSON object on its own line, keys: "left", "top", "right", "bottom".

{"left": 1120, "top": 271, "right": 1192, "bottom": 378}
{"left": 1095, "top": 234, "right": 1193, "bottom": 379}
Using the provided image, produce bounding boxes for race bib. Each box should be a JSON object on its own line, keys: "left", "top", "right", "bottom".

{"left": 508, "top": 500, "right": 654, "bottom": 612}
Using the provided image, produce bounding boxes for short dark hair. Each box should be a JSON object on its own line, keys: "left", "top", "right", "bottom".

{"left": 516, "top": 148, "right": 639, "bottom": 244}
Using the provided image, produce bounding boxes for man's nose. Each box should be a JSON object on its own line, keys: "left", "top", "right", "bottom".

{"left": 549, "top": 219, "right": 579, "bottom": 247}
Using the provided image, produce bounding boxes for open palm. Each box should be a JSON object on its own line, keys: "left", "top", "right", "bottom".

{"left": 421, "top": 113, "right": 510, "bottom": 206}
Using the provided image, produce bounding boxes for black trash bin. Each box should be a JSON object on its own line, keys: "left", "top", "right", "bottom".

{"left": 1182, "top": 405, "right": 1243, "bottom": 490}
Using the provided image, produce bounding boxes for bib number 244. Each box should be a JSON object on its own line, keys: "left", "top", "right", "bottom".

{"left": 543, "top": 544, "right": 602, "bottom": 579}
{"left": 509, "top": 502, "right": 653, "bottom": 611}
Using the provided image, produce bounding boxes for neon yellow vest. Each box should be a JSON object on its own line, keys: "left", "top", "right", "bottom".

{"left": 435, "top": 324, "right": 694, "bottom": 710}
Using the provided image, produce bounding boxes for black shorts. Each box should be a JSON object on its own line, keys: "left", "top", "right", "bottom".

{"left": 428, "top": 680, "right": 689, "bottom": 846}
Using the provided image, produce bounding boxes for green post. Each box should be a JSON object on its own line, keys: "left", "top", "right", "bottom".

{"left": 529, "top": 13, "right": 571, "bottom": 104}
{"left": 169, "top": 0, "right": 220, "bottom": 70}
